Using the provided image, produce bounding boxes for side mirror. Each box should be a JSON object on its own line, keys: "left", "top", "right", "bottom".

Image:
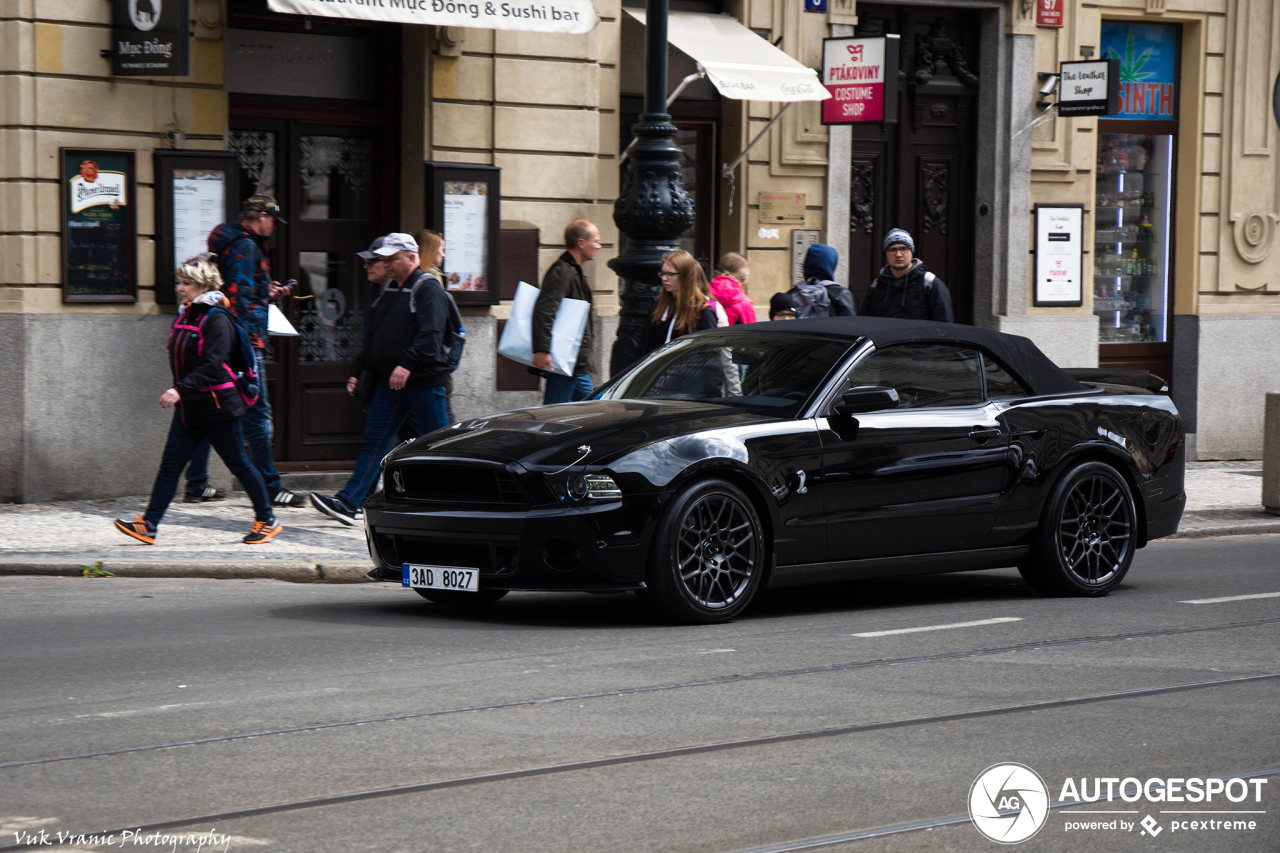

{"left": 833, "top": 386, "right": 900, "bottom": 416}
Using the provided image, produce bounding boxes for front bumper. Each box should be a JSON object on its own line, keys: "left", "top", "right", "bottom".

{"left": 363, "top": 494, "right": 663, "bottom": 591}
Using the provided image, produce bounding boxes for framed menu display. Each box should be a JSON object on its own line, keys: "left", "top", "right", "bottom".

{"left": 154, "top": 150, "right": 240, "bottom": 304}
{"left": 62, "top": 149, "right": 136, "bottom": 303}
{"left": 1033, "top": 204, "right": 1084, "bottom": 307}
{"left": 424, "top": 162, "right": 500, "bottom": 306}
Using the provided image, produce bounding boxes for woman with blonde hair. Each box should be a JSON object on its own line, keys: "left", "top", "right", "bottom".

{"left": 641, "top": 249, "right": 719, "bottom": 356}
{"left": 114, "top": 254, "right": 281, "bottom": 546}
{"left": 710, "top": 252, "right": 757, "bottom": 325}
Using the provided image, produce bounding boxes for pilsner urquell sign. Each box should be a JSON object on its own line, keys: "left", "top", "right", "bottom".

{"left": 821, "top": 36, "right": 899, "bottom": 125}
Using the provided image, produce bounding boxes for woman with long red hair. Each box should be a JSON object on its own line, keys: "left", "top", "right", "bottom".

{"left": 641, "top": 250, "right": 719, "bottom": 356}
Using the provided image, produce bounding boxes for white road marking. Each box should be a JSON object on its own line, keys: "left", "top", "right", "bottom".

{"left": 852, "top": 616, "right": 1022, "bottom": 638}
{"left": 74, "top": 701, "right": 207, "bottom": 719}
{"left": 1181, "top": 592, "right": 1280, "bottom": 604}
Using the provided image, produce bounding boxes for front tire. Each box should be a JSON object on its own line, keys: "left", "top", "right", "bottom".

{"left": 647, "top": 478, "right": 765, "bottom": 624}
{"left": 414, "top": 589, "right": 509, "bottom": 606}
{"left": 1020, "top": 461, "right": 1137, "bottom": 596}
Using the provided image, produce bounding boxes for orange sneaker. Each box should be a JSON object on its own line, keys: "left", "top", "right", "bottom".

{"left": 114, "top": 516, "right": 156, "bottom": 545}
{"left": 243, "top": 520, "right": 283, "bottom": 544}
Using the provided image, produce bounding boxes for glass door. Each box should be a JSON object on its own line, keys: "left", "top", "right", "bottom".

{"left": 1093, "top": 132, "right": 1173, "bottom": 344}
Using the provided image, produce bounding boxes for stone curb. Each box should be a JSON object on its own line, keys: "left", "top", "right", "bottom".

{"left": 1167, "top": 522, "right": 1280, "bottom": 539}
{"left": 0, "top": 559, "right": 375, "bottom": 583}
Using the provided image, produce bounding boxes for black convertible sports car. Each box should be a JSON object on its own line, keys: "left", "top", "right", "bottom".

{"left": 364, "top": 318, "right": 1186, "bottom": 623}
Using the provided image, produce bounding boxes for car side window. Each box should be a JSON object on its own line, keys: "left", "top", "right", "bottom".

{"left": 841, "top": 344, "right": 983, "bottom": 409}
{"left": 982, "top": 353, "right": 1030, "bottom": 400}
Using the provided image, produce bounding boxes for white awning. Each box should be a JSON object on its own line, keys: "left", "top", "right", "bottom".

{"left": 265, "top": 0, "right": 598, "bottom": 35}
{"left": 625, "top": 9, "right": 829, "bottom": 103}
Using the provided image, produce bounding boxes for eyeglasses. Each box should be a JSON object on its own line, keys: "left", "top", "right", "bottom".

{"left": 363, "top": 258, "right": 386, "bottom": 266}
{"left": 658, "top": 270, "right": 677, "bottom": 278}
{"left": 885, "top": 246, "right": 912, "bottom": 255}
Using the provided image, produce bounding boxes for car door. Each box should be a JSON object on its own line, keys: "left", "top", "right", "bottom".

{"left": 817, "top": 343, "right": 1011, "bottom": 559}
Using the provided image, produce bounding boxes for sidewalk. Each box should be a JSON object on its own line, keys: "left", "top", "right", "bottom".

{"left": 0, "top": 462, "right": 1275, "bottom": 583}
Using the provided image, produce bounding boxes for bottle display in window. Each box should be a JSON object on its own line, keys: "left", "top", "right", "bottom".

{"left": 1093, "top": 132, "right": 1173, "bottom": 343}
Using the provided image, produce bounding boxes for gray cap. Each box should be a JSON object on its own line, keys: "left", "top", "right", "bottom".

{"left": 357, "top": 236, "right": 385, "bottom": 260}
{"left": 372, "top": 232, "right": 419, "bottom": 256}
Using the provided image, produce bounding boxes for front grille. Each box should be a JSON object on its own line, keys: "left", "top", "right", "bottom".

{"left": 386, "top": 462, "right": 530, "bottom": 507}
{"left": 373, "top": 531, "right": 518, "bottom": 575}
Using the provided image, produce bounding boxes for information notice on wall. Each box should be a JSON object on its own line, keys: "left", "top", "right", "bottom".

{"left": 172, "top": 169, "right": 225, "bottom": 269}
{"left": 442, "top": 180, "right": 489, "bottom": 293}
{"left": 1034, "top": 205, "right": 1083, "bottom": 307}
{"left": 62, "top": 149, "right": 135, "bottom": 302}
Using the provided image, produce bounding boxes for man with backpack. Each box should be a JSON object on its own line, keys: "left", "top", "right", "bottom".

{"left": 309, "top": 233, "right": 457, "bottom": 526}
{"left": 182, "top": 195, "right": 304, "bottom": 508}
{"left": 775, "top": 243, "right": 856, "bottom": 319}
{"left": 860, "top": 227, "right": 954, "bottom": 322}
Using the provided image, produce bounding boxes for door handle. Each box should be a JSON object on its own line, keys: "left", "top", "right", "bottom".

{"left": 968, "top": 427, "right": 1002, "bottom": 442}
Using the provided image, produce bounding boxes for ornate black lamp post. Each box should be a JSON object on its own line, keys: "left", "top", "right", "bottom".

{"left": 608, "top": 0, "right": 695, "bottom": 375}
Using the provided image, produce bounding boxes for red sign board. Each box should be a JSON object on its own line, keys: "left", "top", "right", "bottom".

{"left": 1037, "top": 0, "right": 1064, "bottom": 28}
{"left": 821, "top": 36, "right": 899, "bottom": 125}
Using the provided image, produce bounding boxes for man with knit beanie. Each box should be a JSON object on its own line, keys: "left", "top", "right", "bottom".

{"left": 861, "top": 227, "right": 954, "bottom": 322}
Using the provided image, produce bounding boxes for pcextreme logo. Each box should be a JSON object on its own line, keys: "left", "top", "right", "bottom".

{"left": 969, "top": 763, "right": 1050, "bottom": 843}
{"left": 969, "top": 763, "right": 1270, "bottom": 844}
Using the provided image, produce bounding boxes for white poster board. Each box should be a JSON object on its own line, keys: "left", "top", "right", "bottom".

{"left": 442, "top": 180, "right": 490, "bottom": 294}
{"left": 172, "top": 169, "right": 225, "bottom": 268}
{"left": 1034, "top": 205, "right": 1084, "bottom": 306}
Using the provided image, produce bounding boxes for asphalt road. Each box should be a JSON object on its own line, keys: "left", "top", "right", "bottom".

{"left": 1, "top": 535, "right": 1277, "bottom": 853}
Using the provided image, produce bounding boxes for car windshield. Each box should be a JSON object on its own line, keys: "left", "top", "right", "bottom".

{"left": 597, "top": 334, "right": 852, "bottom": 419}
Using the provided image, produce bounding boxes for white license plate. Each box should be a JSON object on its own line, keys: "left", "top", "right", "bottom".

{"left": 402, "top": 563, "right": 479, "bottom": 592}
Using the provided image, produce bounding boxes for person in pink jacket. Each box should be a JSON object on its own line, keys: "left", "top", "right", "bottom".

{"left": 708, "top": 253, "right": 758, "bottom": 325}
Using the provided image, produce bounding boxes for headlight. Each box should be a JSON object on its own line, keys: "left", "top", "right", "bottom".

{"left": 553, "top": 473, "right": 622, "bottom": 502}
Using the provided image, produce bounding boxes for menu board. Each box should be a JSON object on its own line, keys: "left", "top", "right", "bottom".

{"left": 442, "top": 180, "right": 489, "bottom": 292}
{"left": 1033, "top": 204, "right": 1083, "bottom": 307}
{"left": 62, "top": 149, "right": 135, "bottom": 302}
{"left": 172, "top": 169, "right": 226, "bottom": 268}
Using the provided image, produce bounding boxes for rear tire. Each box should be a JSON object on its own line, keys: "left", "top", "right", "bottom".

{"left": 1021, "top": 461, "right": 1137, "bottom": 597}
{"left": 414, "top": 589, "right": 508, "bottom": 606}
{"left": 647, "top": 478, "right": 765, "bottom": 624}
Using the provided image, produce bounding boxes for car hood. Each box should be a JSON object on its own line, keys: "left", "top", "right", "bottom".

{"left": 393, "top": 399, "right": 781, "bottom": 469}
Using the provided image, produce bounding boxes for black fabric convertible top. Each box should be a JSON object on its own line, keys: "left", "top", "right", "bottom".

{"left": 707, "top": 317, "right": 1091, "bottom": 397}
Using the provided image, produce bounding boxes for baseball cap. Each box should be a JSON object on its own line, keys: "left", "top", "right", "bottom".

{"left": 357, "top": 236, "right": 385, "bottom": 260}
{"left": 242, "top": 194, "right": 287, "bottom": 224}
{"left": 372, "top": 232, "right": 419, "bottom": 256}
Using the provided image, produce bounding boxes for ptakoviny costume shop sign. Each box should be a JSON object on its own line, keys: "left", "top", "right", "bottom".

{"left": 266, "top": 0, "right": 598, "bottom": 34}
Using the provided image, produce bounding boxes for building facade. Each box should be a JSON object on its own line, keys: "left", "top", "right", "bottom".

{"left": 2, "top": 0, "right": 1277, "bottom": 502}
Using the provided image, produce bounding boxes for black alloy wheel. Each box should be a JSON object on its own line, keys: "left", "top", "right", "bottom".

{"left": 414, "top": 589, "right": 509, "bottom": 606}
{"left": 648, "top": 478, "right": 765, "bottom": 624}
{"left": 1020, "top": 460, "right": 1137, "bottom": 596}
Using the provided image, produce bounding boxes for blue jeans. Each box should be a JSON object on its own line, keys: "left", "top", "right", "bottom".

{"left": 146, "top": 417, "right": 273, "bottom": 528}
{"left": 186, "top": 349, "right": 282, "bottom": 495}
{"left": 543, "top": 372, "right": 594, "bottom": 405}
{"left": 337, "top": 384, "right": 449, "bottom": 508}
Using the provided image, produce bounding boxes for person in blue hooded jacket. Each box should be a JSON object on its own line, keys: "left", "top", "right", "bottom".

{"left": 775, "top": 243, "right": 855, "bottom": 318}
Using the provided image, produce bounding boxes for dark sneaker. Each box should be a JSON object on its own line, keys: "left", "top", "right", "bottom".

{"left": 184, "top": 486, "right": 227, "bottom": 502}
{"left": 271, "top": 489, "right": 306, "bottom": 508}
{"left": 310, "top": 493, "right": 359, "bottom": 526}
{"left": 114, "top": 516, "right": 157, "bottom": 545}
{"left": 243, "top": 520, "right": 283, "bottom": 544}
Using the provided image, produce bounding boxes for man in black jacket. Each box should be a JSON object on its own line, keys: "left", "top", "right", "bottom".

{"left": 531, "top": 218, "right": 598, "bottom": 404}
{"left": 309, "top": 233, "right": 455, "bottom": 526}
{"left": 860, "top": 227, "right": 954, "bottom": 322}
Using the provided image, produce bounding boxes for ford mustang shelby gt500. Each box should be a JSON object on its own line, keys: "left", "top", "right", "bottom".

{"left": 364, "top": 318, "right": 1185, "bottom": 623}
